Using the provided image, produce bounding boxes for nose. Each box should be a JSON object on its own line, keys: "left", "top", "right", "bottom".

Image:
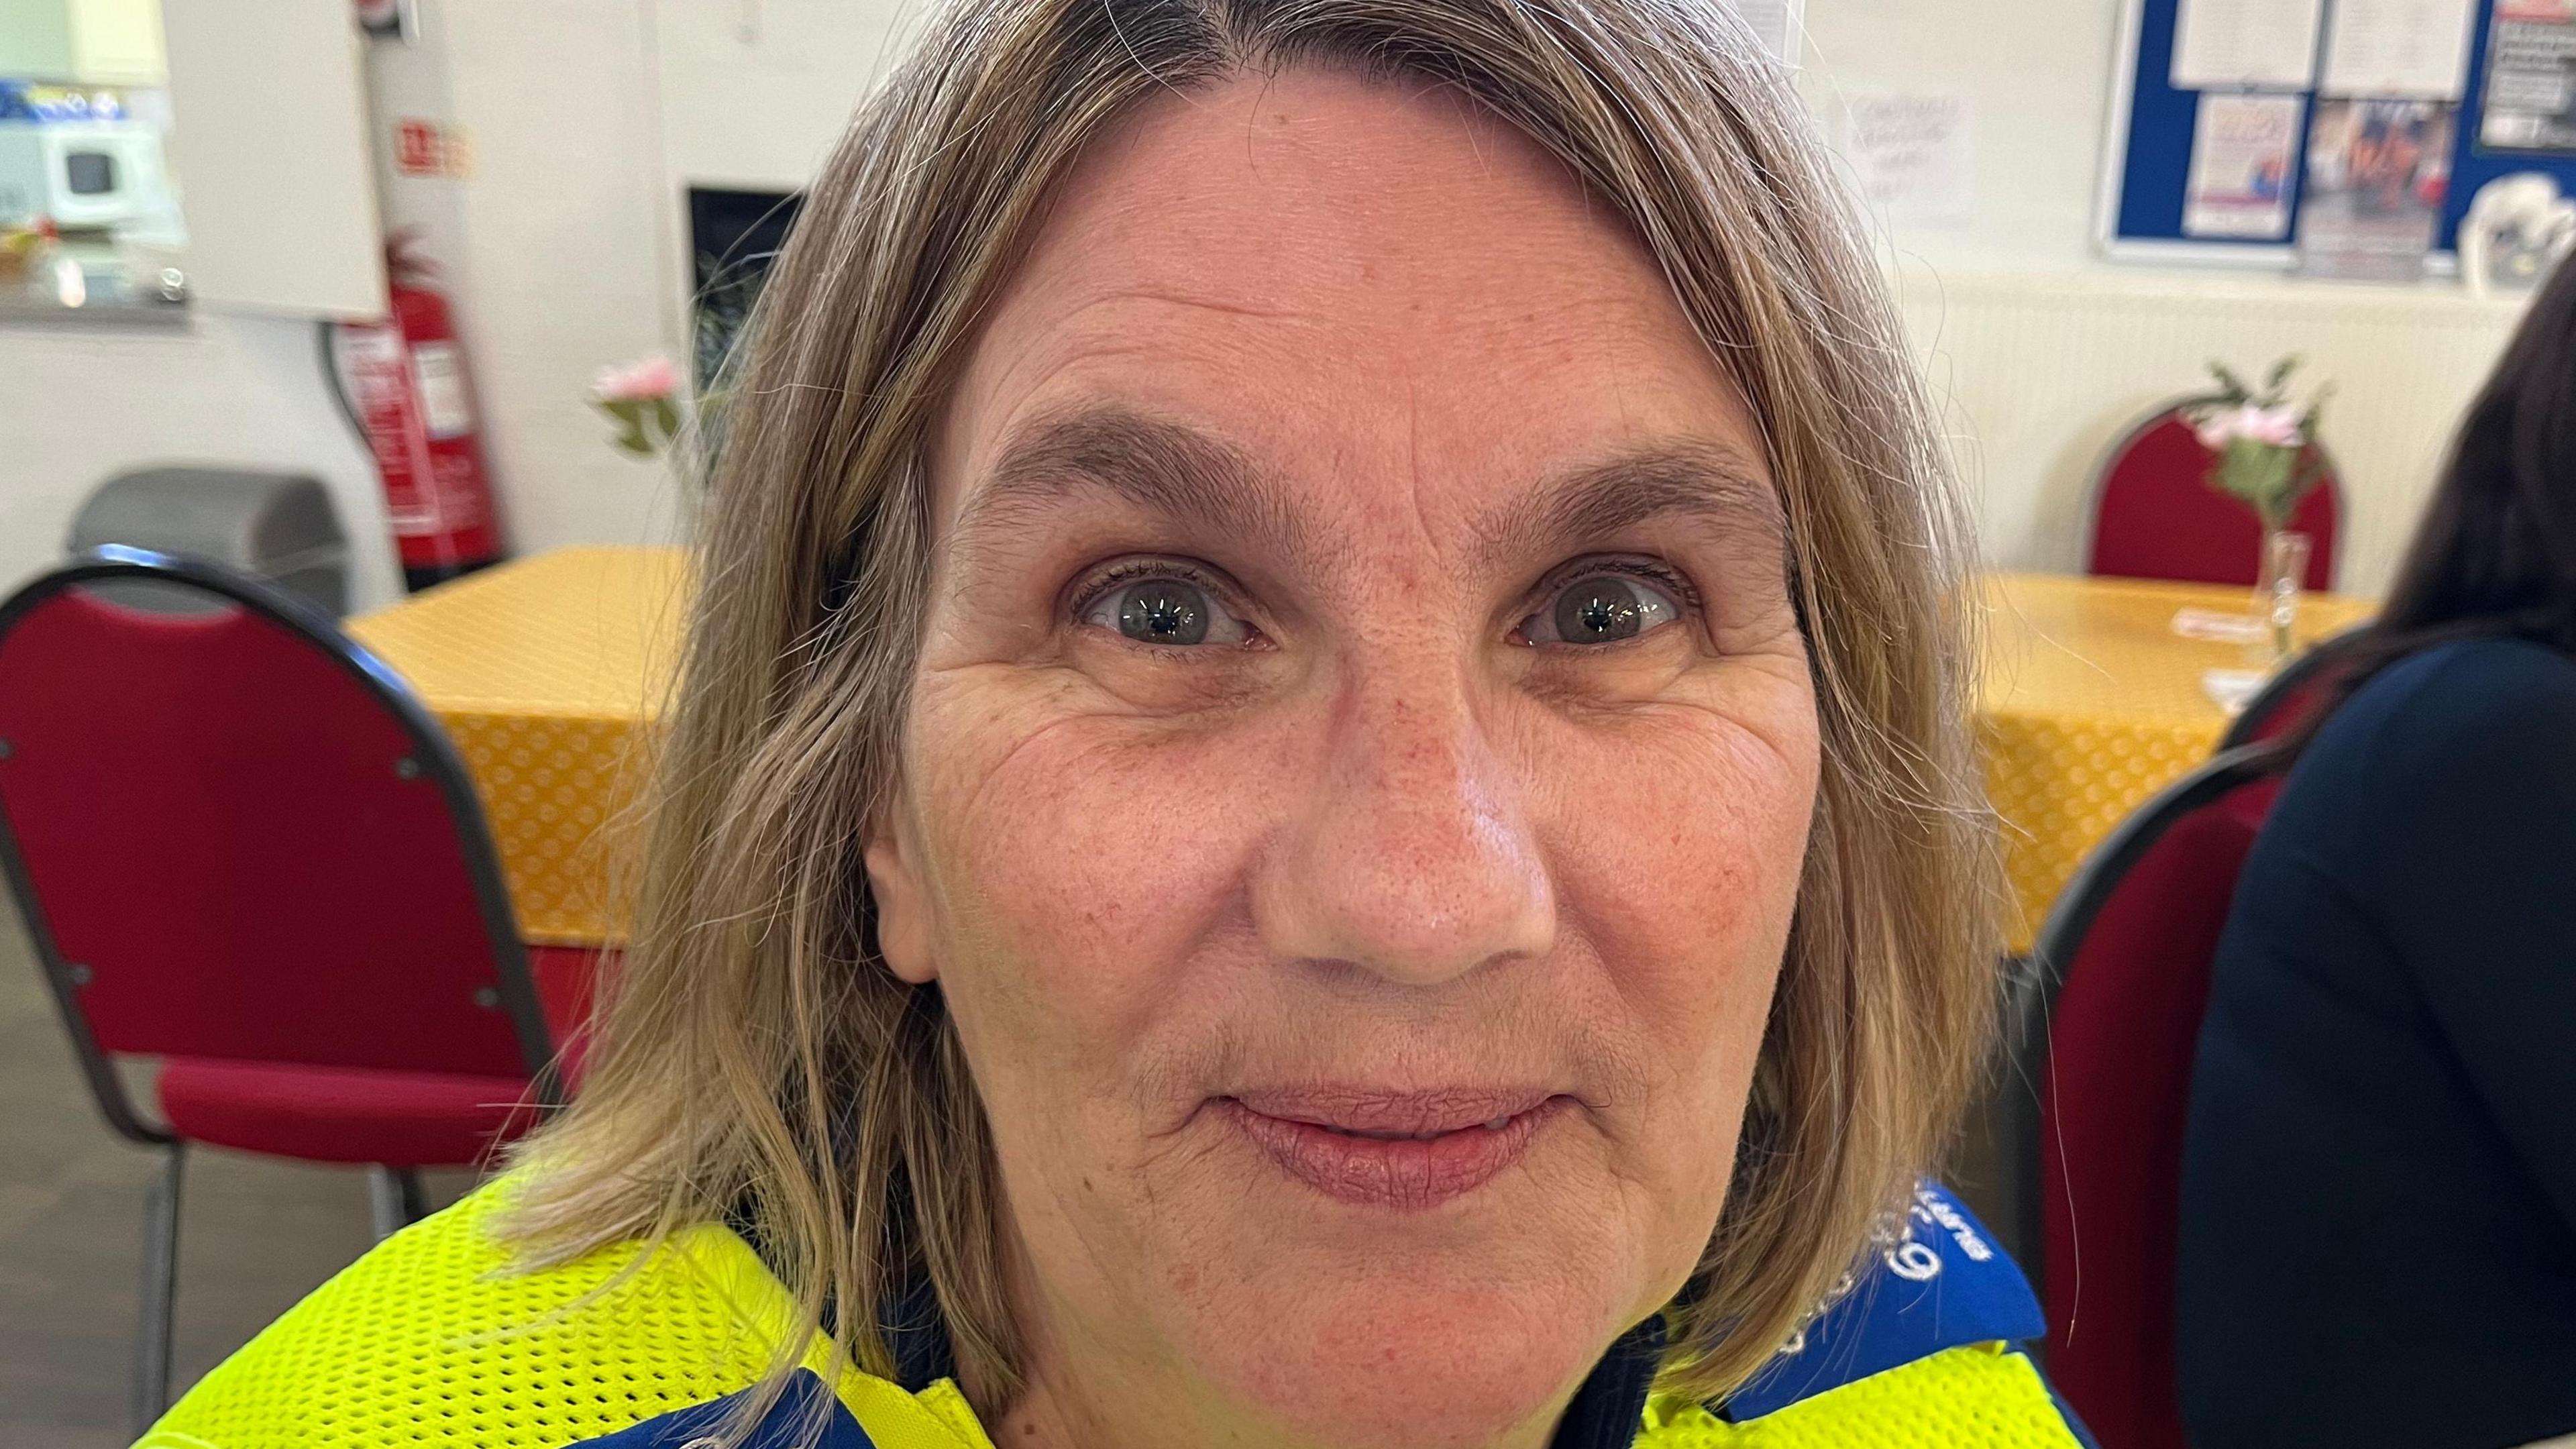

{"left": 1251, "top": 665, "right": 1556, "bottom": 986}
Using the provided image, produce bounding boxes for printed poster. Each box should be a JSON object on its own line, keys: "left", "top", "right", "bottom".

{"left": 2172, "top": 0, "right": 2326, "bottom": 90}
{"left": 2296, "top": 97, "right": 2456, "bottom": 279}
{"left": 2319, "top": 0, "right": 2479, "bottom": 98}
{"left": 1841, "top": 94, "right": 1976, "bottom": 227}
{"left": 2186, "top": 92, "right": 2304, "bottom": 238}
{"left": 2481, "top": 0, "right": 2576, "bottom": 152}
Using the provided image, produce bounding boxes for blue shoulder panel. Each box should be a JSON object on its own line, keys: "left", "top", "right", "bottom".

{"left": 1723, "top": 1182, "right": 2045, "bottom": 1421}
{"left": 564, "top": 1367, "right": 876, "bottom": 1448}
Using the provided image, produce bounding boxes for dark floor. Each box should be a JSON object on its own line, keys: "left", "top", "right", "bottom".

{"left": 0, "top": 894, "right": 473, "bottom": 1448}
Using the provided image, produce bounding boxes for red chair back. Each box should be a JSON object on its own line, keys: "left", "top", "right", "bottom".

{"left": 2088, "top": 402, "right": 2340, "bottom": 590}
{"left": 0, "top": 551, "right": 551, "bottom": 1140}
{"left": 2008, "top": 749, "right": 2281, "bottom": 1449}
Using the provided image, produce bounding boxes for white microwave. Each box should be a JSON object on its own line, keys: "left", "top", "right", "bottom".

{"left": 0, "top": 119, "right": 167, "bottom": 230}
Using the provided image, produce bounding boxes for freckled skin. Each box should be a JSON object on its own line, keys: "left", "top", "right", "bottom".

{"left": 863, "top": 70, "right": 1820, "bottom": 1449}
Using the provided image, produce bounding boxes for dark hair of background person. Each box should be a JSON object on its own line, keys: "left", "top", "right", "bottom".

{"left": 2286, "top": 254, "right": 2576, "bottom": 757}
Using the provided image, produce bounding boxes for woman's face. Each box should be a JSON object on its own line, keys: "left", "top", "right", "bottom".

{"left": 867, "top": 69, "right": 1818, "bottom": 1449}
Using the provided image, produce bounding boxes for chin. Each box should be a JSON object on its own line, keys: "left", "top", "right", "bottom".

{"left": 1186, "top": 1248, "right": 1635, "bottom": 1449}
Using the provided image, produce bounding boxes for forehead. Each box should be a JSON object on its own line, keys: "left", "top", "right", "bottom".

{"left": 931, "top": 66, "right": 1762, "bottom": 528}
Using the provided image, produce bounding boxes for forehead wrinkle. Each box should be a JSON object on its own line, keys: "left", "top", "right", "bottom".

{"left": 951, "top": 405, "right": 1316, "bottom": 573}
{"left": 1474, "top": 441, "right": 1785, "bottom": 570}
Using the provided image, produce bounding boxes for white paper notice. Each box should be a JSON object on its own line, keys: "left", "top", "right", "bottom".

{"left": 2171, "top": 0, "right": 2325, "bottom": 90}
{"left": 2186, "top": 92, "right": 2304, "bottom": 237}
{"left": 1723, "top": 0, "right": 1804, "bottom": 68}
{"left": 2321, "top": 0, "right": 2479, "bottom": 97}
{"left": 1842, "top": 95, "right": 1976, "bottom": 227}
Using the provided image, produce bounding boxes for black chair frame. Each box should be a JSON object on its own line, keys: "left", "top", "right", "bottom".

{"left": 1989, "top": 745, "right": 2276, "bottom": 1318}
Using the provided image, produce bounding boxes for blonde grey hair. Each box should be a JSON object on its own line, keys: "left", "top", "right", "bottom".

{"left": 501, "top": 0, "right": 2000, "bottom": 1417}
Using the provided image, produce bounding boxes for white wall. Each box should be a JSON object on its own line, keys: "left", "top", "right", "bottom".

{"left": 633, "top": 0, "right": 2532, "bottom": 594}
{"left": 1896, "top": 270, "right": 2521, "bottom": 588}
{"left": 427, "top": 0, "right": 690, "bottom": 560}
{"left": 648, "top": 0, "right": 919, "bottom": 193}
{"left": 0, "top": 0, "right": 697, "bottom": 608}
{"left": 1794, "top": 0, "right": 2526, "bottom": 590}
{"left": 1799, "top": 0, "right": 2127, "bottom": 272}
{"left": 0, "top": 314, "right": 400, "bottom": 604}
{"left": 0, "top": 0, "right": 2536, "bottom": 605}
{"left": 336, "top": 0, "right": 901, "bottom": 577}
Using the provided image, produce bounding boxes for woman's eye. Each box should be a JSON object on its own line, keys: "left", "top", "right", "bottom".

{"left": 1079, "top": 576, "right": 1256, "bottom": 647}
{"left": 1517, "top": 572, "right": 1684, "bottom": 646}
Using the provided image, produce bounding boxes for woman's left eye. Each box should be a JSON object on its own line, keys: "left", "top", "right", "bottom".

{"left": 1077, "top": 573, "right": 1258, "bottom": 647}
{"left": 1515, "top": 570, "right": 1686, "bottom": 647}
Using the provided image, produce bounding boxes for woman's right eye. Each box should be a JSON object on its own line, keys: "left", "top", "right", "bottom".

{"left": 1077, "top": 574, "right": 1257, "bottom": 647}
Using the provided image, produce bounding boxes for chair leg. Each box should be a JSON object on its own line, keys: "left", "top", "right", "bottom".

{"left": 395, "top": 1167, "right": 429, "bottom": 1226}
{"left": 132, "top": 1142, "right": 184, "bottom": 1437}
{"left": 366, "top": 1166, "right": 428, "bottom": 1240}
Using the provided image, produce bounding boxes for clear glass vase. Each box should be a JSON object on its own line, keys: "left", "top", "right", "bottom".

{"left": 2255, "top": 528, "right": 2311, "bottom": 663}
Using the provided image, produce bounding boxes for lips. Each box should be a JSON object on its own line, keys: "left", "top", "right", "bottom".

{"left": 1218, "top": 1087, "right": 1570, "bottom": 1211}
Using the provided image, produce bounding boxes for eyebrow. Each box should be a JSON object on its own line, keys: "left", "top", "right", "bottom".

{"left": 959, "top": 407, "right": 1315, "bottom": 568}
{"left": 1481, "top": 439, "right": 1783, "bottom": 570}
{"left": 957, "top": 405, "right": 1780, "bottom": 571}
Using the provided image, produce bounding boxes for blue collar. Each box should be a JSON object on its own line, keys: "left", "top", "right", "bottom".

{"left": 1552, "top": 1180, "right": 2049, "bottom": 1436}
{"left": 1722, "top": 1182, "right": 2044, "bottom": 1420}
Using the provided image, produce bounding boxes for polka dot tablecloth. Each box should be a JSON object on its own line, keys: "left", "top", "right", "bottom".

{"left": 352, "top": 552, "right": 2371, "bottom": 955}
{"left": 1978, "top": 572, "right": 2374, "bottom": 953}
{"left": 348, "top": 547, "right": 688, "bottom": 947}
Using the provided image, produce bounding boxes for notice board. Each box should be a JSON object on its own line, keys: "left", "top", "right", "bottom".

{"left": 2099, "top": 0, "right": 2576, "bottom": 266}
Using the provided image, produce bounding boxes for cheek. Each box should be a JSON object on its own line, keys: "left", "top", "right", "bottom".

{"left": 1534, "top": 690, "right": 1819, "bottom": 1106}
{"left": 910, "top": 677, "right": 1287, "bottom": 1055}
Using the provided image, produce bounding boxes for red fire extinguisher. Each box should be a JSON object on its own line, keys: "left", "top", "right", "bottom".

{"left": 327, "top": 238, "right": 507, "bottom": 592}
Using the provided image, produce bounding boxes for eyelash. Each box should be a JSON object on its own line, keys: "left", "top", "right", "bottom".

{"left": 1067, "top": 557, "right": 1258, "bottom": 628}
{"left": 1528, "top": 555, "right": 1703, "bottom": 619}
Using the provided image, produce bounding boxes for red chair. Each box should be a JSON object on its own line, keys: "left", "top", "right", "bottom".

{"left": 1998, "top": 747, "right": 2281, "bottom": 1449}
{"left": 2087, "top": 398, "right": 2342, "bottom": 590}
{"left": 2216, "top": 627, "right": 2368, "bottom": 753}
{"left": 0, "top": 547, "right": 561, "bottom": 1432}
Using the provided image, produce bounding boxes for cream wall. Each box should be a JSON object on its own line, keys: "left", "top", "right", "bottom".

{"left": 647, "top": 0, "right": 915, "bottom": 193}
{"left": 0, "top": 0, "right": 696, "bottom": 608}
{"left": 1896, "top": 272, "right": 2521, "bottom": 589}
{"left": 1799, "top": 0, "right": 2124, "bottom": 272}
{"left": 0, "top": 0, "right": 2534, "bottom": 604}
{"left": 616, "top": 0, "right": 2538, "bottom": 594}
{"left": 1796, "top": 0, "right": 2526, "bottom": 590}
{"left": 0, "top": 315, "right": 401, "bottom": 604}
{"left": 411, "top": 0, "right": 688, "bottom": 567}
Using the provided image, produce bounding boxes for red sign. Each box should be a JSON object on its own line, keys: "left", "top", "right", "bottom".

{"left": 394, "top": 118, "right": 472, "bottom": 178}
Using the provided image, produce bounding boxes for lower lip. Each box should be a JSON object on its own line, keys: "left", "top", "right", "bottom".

{"left": 1220, "top": 1097, "right": 1568, "bottom": 1211}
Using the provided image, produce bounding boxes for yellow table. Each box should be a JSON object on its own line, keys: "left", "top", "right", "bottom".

{"left": 348, "top": 547, "right": 686, "bottom": 946}
{"left": 1979, "top": 572, "right": 2373, "bottom": 952}
{"left": 352, "top": 551, "right": 2371, "bottom": 955}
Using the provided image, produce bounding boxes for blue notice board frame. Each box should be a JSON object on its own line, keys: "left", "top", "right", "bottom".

{"left": 2098, "top": 0, "right": 2576, "bottom": 267}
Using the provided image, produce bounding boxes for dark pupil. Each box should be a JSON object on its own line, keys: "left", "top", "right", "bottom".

{"left": 1554, "top": 578, "right": 1642, "bottom": 643}
{"left": 1117, "top": 580, "right": 1209, "bottom": 645}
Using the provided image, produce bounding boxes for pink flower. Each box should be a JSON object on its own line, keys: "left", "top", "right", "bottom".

{"left": 2194, "top": 402, "right": 2304, "bottom": 451}
{"left": 2242, "top": 404, "right": 2304, "bottom": 447}
{"left": 592, "top": 353, "right": 680, "bottom": 402}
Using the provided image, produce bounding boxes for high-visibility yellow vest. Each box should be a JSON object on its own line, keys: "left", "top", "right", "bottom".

{"left": 140, "top": 1179, "right": 2090, "bottom": 1448}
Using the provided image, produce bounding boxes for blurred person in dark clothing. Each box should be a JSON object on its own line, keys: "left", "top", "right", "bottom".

{"left": 2179, "top": 257, "right": 2576, "bottom": 1448}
